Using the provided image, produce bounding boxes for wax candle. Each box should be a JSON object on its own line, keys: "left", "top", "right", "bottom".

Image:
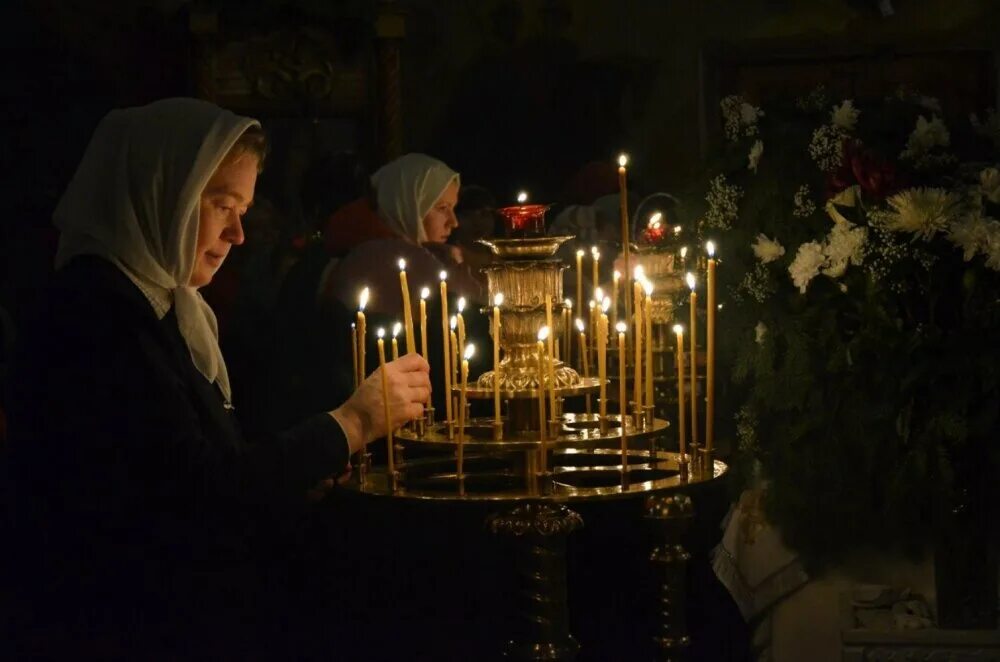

{"left": 419, "top": 287, "right": 430, "bottom": 361}
{"left": 617, "top": 321, "right": 628, "bottom": 477}
{"left": 450, "top": 316, "right": 459, "bottom": 393}
{"left": 598, "top": 298, "right": 609, "bottom": 421}
{"left": 632, "top": 275, "right": 643, "bottom": 412}
{"left": 575, "top": 249, "right": 584, "bottom": 332}
{"left": 492, "top": 293, "right": 504, "bottom": 424}
{"left": 706, "top": 241, "right": 717, "bottom": 455}
{"left": 391, "top": 322, "right": 401, "bottom": 360}
{"left": 612, "top": 270, "right": 621, "bottom": 332}
{"left": 686, "top": 273, "right": 699, "bottom": 450}
{"left": 350, "top": 323, "right": 359, "bottom": 391}
{"left": 376, "top": 328, "right": 394, "bottom": 478}
{"left": 356, "top": 287, "right": 369, "bottom": 386}
{"left": 456, "top": 297, "right": 467, "bottom": 365}
{"left": 439, "top": 272, "right": 452, "bottom": 427}
{"left": 644, "top": 280, "right": 654, "bottom": 411}
{"left": 544, "top": 299, "right": 556, "bottom": 417}
{"left": 674, "top": 324, "right": 687, "bottom": 460}
{"left": 398, "top": 259, "right": 416, "bottom": 355}
{"left": 588, "top": 299, "right": 597, "bottom": 367}
{"left": 458, "top": 343, "right": 474, "bottom": 490}
{"left": 563, "top": 298, "right": 573, "bottom": 366}
{"left": 536, "top": 331, "right": 548, "bottom": 472}
{"left": 591, "top": 246, "right": 600, "bottom": 295}
{"left": 543, "top": 325, "right": 557, "bottom": 424}
{"left": 576, "top": 318, "right": 592, "bottom": 415}
{"left": 618, "top": 153, "right": 632, "bottom": 356}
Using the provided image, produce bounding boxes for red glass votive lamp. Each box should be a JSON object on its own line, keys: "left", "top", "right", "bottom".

{"left": 496, "top": 204, "right": 550, "bottom": 238}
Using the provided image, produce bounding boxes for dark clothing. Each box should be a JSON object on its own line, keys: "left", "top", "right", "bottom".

{"left": 8, "top": 256, "right": 350, "bottom": 654}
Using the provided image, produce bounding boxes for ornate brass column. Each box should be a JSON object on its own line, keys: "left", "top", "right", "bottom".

{"left": 487, "top": 503, "right": 584, "bottom": 660}
{"left": 375, "top": 1, "right": 405, "bottom": 161}
{"left": 645, "top": 494, "right": 693, "bottom": 661}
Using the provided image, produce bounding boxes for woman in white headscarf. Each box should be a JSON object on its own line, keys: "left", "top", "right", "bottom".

{"left": 9, "top": 98, "right": 430, "bottom": 654}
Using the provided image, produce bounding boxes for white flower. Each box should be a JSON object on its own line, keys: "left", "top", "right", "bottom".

{"left": 947, "top": 214, "right": 991, "bottom": 261}
{"left": 828, "top": 185, "right": 858, "bottom": 208}
{"left": 809, "top": 124, "right": 844, "bottom": 172}
{"left": 788, "top": 241, "right": 826, "bottom": 293}
{"left": 793, "top": 184, "right": 816, "bottom": 218}
{"left": 748, "top": 140, "right": 764, "bottom": 173}
{"left": 823, "top": 222, "right": 867, "bottom": 277}
{"left": 702, "top": 174, "right": 743, "bottom": 230}
{"left": 751, "top": 233, "right": 785, "bottom": 263}
{"left": 754, "top": 322, "right": 767, "bottom": 344}
{"left": 980, "top": 167, "right": 1000, "bottom": 204}
{"left": 900, "top": 115, "right": 950, "bottom": 161}
{"left": 918, "top": 96, "right": 942, "bottom": 114}
{"left": 830, "top": 100, "right": 860, "bottom": 132}
{"left": 720, "top": 95, "right": 764, "bottom": 141}
{"left": 883, "top": 188, "right": 959, "bottom": 241}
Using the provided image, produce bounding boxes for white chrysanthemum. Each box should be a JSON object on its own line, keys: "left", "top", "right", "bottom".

{"left": 830, "top": 100, "right": 859, "bottom": 132}
{"left": 751, "top": 233, "right": 785, "bottom": 263}
{"left": 788, "top": 241, "right": 826, "bottom": 293}
{"left": 900, "top": 115, "right": 950, "bottom": 161}
{"left": 947, "top": 214, "right": 991, "bottom": 261}
{"left": 748, "top": 140, "right": 764, "bottom": 173}
{"left": 883, "top": 188, "right": 959, "bottom": 240}
{"left": 982, "top": 220, "right": 1000, "bottom": 270}
{"left": 980, "top": 167, "right": 1000, "bottom": 204}
{"left": 754, "top": 322, "right": 767, "bottom": 344}
{"left": 823, "top": 223, "right": 867, "bottom": 277}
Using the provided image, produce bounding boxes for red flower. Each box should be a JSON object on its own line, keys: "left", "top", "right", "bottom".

{"left": 827, "top": 140, "right": 902, "bottom": 200}
{"left": 290, "top": 235, "right": 307, "bottom": 251}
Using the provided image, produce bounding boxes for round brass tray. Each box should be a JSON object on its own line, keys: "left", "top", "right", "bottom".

{"left": 477, "top": 236, "right": 575, "bottom": 259}
{"left": 456, "top": 377, "right": 602, "bottom": 400}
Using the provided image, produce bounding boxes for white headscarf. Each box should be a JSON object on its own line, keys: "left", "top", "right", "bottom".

{"left": 370, "top": 153, "right": 459, "bottom": 244}
{"left": 54, "top": 97, "right": 260, "bottom": 404}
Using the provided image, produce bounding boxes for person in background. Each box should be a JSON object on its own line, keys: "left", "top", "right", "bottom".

{"left": 8, "top": 98, "right": 430, "bottom": 657}
{"left": 450, "top": 183, "right": 499, "bottom": 279}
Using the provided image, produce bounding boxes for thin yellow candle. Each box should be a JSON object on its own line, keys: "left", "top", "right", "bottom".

{"left": 576, "top": 318, "right": 591, "bottom": 415}
{"left": 492, "top": 293, "right": 504, "bottom": 424}
{"left": 597, "top": 299, "right": 609, "bottom": 421}
{"left": 350, "top": 323, "right": 359, "bottom": 391}
{"left": 644, "top": 279, "right": 654, "bottom": 411}
{"left": 391, "top": 322, "right": 401, "bottom": 361}
{"left": 618, "top": 153, "right": 632, "bottom": 357}
{"left": 458, "top": 343, "right": 474, "bottom": 489}
{"left": 563, "top": 298, "right": 573, "bottom": 366}
{"left": 398, "top": 259, "right": 416, "bottom": 355}
{"left": 376, "top": 328, "right": 394, "bottom": 478}
{"left": 536, "top": 331, "right": 548, "bottom": 473}
{"left": 439, "top": 272, "right": 452, "bottom": 426}
{"left": 617, "top": 321, "right": 628, "bottom": 476}
{"left": 632, "top": 275, "right": 643, "bottom": 411}
{"left": 356, "top": 287, "right": 369, "bottom": 386}
{"left": 612, "top": 270, "right": 621, "bottom": 332}
{"left": 456, "top": 297, "right": 467, "bottom": 364}
{"left": 706, "top": 241, "right": 717, "bottom": 454}
{"left": 419, "top": 287, "right": 429, "bottom": 360}
{"left": 544, "top": 298, "right": 556, "bottom": 417}
{"left": 588, "top": 299, "right": 597, "bottom": 367}
{"left": 575, "top": 249, "right": 584, "bottom": 331}
{"left": 540, "top": 325, "right": 557, "bottom": 423}
{"left": 674, "top": 324, "right": 687, "bottom": 459}
{"left": 591, "top": 246, "right": 600, "bottom": 294}
{"left": 450, "top": 316, "right": 459, "bottom": 392}
{"left": 686, "top": 273, "right": 699, "bottom": 450}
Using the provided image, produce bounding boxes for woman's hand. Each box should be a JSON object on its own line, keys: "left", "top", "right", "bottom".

{"left": 331, "top": 353, "right": 431, "bottom": 454}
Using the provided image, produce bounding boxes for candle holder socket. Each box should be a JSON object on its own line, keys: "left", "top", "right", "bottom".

{"left": 424, "top": 405, "right": 435, "bottom": 427}
{"left": 643, "top": 405, "right": 656, "bottom": 428}
{"left": 492, "top": 420, "right": 504, "bottom": 441}
{"left": 548, "top": 419, "right": 562, "bottom": 438}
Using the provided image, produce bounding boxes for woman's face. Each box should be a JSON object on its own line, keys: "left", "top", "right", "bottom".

{"left": 422, "top": 180, "right": 459, "bottom": 244}
{"left": 190, "top": 155, "right": 259, "bottom": 287}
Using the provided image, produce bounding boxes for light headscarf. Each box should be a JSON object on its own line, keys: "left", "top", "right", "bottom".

{"left": 54, "top": 97, "right": 260, "bottom": 404}
{"left": 370, "top": 153, "right": 460, "bottom": 244}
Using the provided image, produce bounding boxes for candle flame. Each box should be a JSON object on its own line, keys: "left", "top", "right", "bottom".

{"left": 420, "top": 286, "right": 430, "bottom": 299}
{"left": 673, "top": 225, "right": 682, "bottom": 235}
{"left": 392, "top": 322, "right": 401, "bottom": 338}
{"left": 575, "top": 318, "right": 585, "bottom": 332}
{"left": 613, "top": 270, "right": 621, "bottom": 281}
{"left": 717, "top": 303, "right": 724, "bottom": 311}
{"left": 358, "top": 286, "right": 369, "bottom": 311}
{"left": 377, "top": 327, "right": 385, "bottom": 339}
{"left": 457, "top": 297, "right": 466, "bottom": 312}
{"left": 706, "top": 240, "right": 716, "bottom": 257}
{"left": 351, "top": 322, "right": 356, "bottom": 329}
{"left": 537, "top": 326, "right": 550, "bottom": 341}
{"left": 589, "top": 300, "right": 596, "bottom": 309}
{"left": 673, "top": 324, "right": 684, "bottom": 335}
{"left": 616, "top": 321, "right": 627, "bottom": 333}
{"left": 686, "top": 272, "right": 696, "bottom": 290}
{"left": 643, "top": 279, "right": 654, "bottom": 296}
{"left": 617, "top": 153, "right": 628, "bottom": 168}
{"left": 595, "top": 287, "right": 604, "bottom": 302}
{"left": 564, "top": 298, "right": 572, "bottom": 308}
{"left": 591, "top": 245, "right": 599, "bottom": 256}
{"left": 439, "top": 270, "right": 448, "bottom": 281}
{"left": 633, "top": 265, "right": 645, "bottom": 280}
{"left": 493, "top": 292, "right": 504, "bottom": 306}
{"left": 648, "top": 211, "right": 662, "bottom": 228}
{"left": 680, "top": 246, "right": 688, "bottom": 259}
{"left": 450, "top": 316, "right": 457, "bottom": 330}
{"left": 398, "top": 258, "right": 406, "bottom": 271}
{"left": 576, "top": 249, "right": 585, "bottom": 257}
{"left": 464, "top": 344, "right": 476, "bottom": 360}
{"left": 602, "top": 297, "right": 611, "bottom": 312}
{"left": 516, "top": 191, "right": 528, "bottom": 204}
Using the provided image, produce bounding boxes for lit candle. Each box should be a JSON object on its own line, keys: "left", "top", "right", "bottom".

{"left": 612, "top": 270, "right": 621, "bottom": 332}
{"left": 439, "top": 272, "right": 453, "bottom": 426}
{"left": 686, "top": 273, "right": 699, "bottom": 450}
{"left": 576, "top": 318, "right": 592, "bottom": 415}
{"left": 398, "top": 259, "right": 416, "bottom": 355}
{"left": 356, "top": 287, "right": 369, "bottom": 386}
{"left": 536, "top": 330, "right": 548, "bottom": 472}
{"left": 492, "top": 293, "right": 504, "bottom": 425}
{"left": 456, "top": 297, "right": 467, "bottom": 366}
{"left": 632, "top": 273, "right": 643, "bottom": 412}
{"left": 644, "top": 279, "right": 654, "bottom": 411}
{"left": 563, "top": 298, "right": 573, "bottom": 366}
{"left": 598, "top": 298, "right": 609, "bottom": 421}
{"left": 419, "top": 287, "right": 430, "bottom": 361}
{"left": 350, "top": 322, "right": 359, "bottom": 391}
{"left": 376, "top": 328, "right": 394, "bottom": 478}
{"left": 674, "top": 324, "right": 687, "bottom": 460}
{"left": 617, "top": 321, "right": 628, "bottom": 477}
{"left": 458, "top": 343, "right": 474, "bottom": 490}
{"left": 706, "top": 241, "right": 717, "bottom": 455}
{"left": 517, "top": 190, "right": 528, "bottom": 204}
{"left": 591, "top": 246, "right": 600, "bottom": 295}
{"left": 391, "top": 322, "right": 401, "bottom": 361}
{"left": 575, "top": 249, "right": 584, "bottom": 331}
{"left": 618, "top": 153, "right": 632, "bottom": 357}
{"left": 544, "top": 298, "right": 556, "bottom": 419}
{"left": 450, "top": 316, "right": 459, "bottom": 393}
{"left": 540, "top": 324, "right": 557, "bottom": 424}
{"left": 588, "top": 299, "right": 597, "bottom": 369}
